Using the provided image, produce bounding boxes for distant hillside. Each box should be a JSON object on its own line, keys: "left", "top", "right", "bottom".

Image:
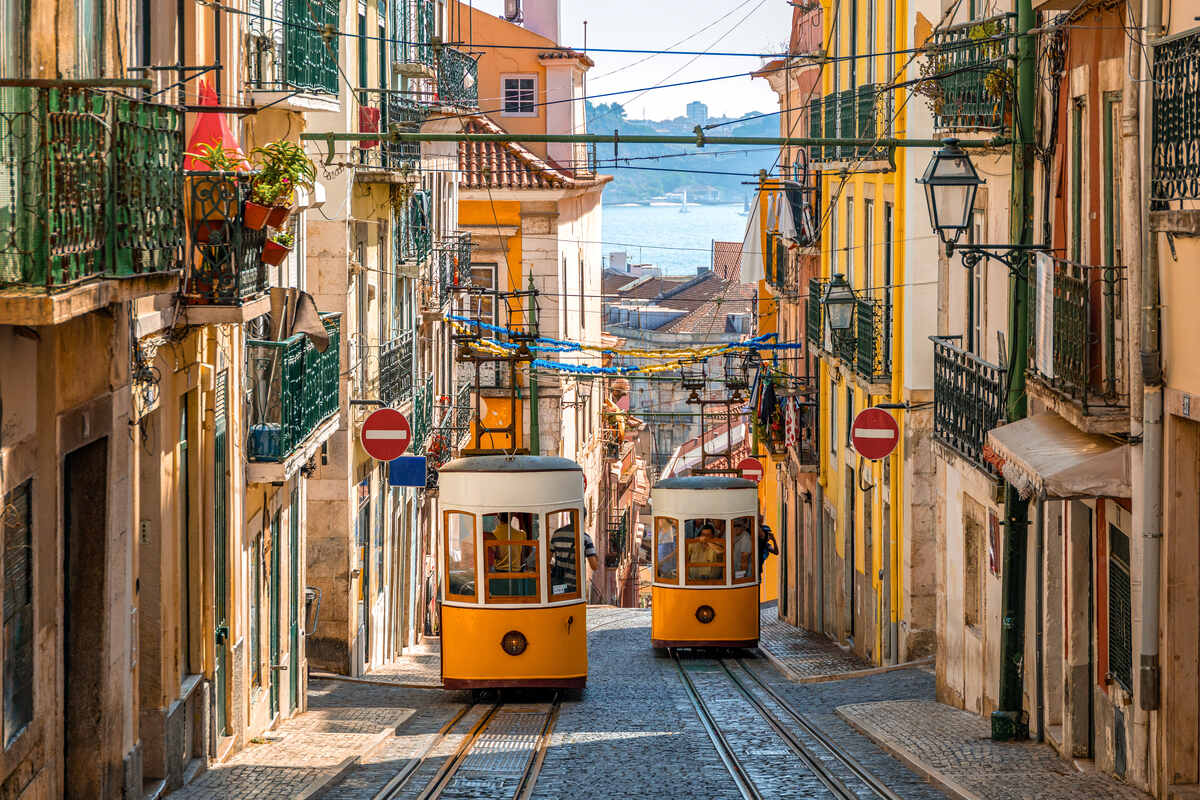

{"left": 586, "top": 101, "right": 779, "bottom": 205}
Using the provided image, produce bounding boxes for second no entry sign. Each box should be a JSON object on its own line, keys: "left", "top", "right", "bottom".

{"left": 851, "top": 407, "right": 899, "bottom": 461}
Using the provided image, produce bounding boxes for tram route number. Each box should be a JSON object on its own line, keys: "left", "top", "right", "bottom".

{"left": 360, "top": 408, "right": 412, "bottom": 461}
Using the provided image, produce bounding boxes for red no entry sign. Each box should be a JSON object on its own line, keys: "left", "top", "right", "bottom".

{"left": 360, "top": 408, "right": 412, "bottom": 461}
{"left": 738, "top": 457, "right": 765, "bottom": 483}
{"left": 851, "top": 407, "right": 899, "bottom": 461}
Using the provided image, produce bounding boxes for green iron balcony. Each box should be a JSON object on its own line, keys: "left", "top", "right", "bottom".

{"left": 1152, "top": 26, "right": 1200, "bottom": 204}
{"left": 806, "top": 86, "right": 887, "bottom": 165}
{"left": 0, "top": 87, "right": 184, "bottom": 291}
{"left": 410, "top": 375, "right": 435, "bottom": 454}
{"left": 1028, "top": 257, "right": 1128, "bottom": 419}
{"left": 923, "top": 14, "right": 1013, "bottom": 132}
{"left": 806, "top": 277, "right": 825, "bottom": 348}
{"left": 437, "top": 47, "right": 479, "bottom": 109}
{"left": 431, "top": 231, "right": 474, "bottom": 306}
{"left": 246, "top": 313, "right": 342, "bottom": 462}
{"left": 246, "top": 0, "right": 340, "bottom": 95}
{"left": 853, "top": 294, "right": 891, "bottom": 385}
{"left": 184, "top": 171, "right": 270, "bottom": 306}
{"left": 379, "top": 331, "right": 415, "bottom": 407}
{"left": 396, "top": 189, "right": 433, "bottom": 264}
{"left": 932, "top": 335, "right": 1005, "bottom": 474}
{"left": 392, "top": 0, "right": 437, "bottom": 76}
{"left": 357, "top": 91, "right": 428, "bottom": 175}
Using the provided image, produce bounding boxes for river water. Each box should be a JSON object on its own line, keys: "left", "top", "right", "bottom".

{"left": 601, "top": 202, "right": 749, "bottom": 276}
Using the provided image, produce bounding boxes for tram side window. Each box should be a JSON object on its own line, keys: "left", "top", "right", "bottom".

{"left": 655, "top": 517, "right": 679, "bottom": 583}
{"left": 731, "top": 516, "right": 756, "bottom": 584}
{"left": 547, "top": 510, "right": 581, "bottom": 600}
{"left": 482, "top": 512, "right": 540, "bottom": 602}
{"left": 684, "top": 518, "right": 726, "bottom": 585}
{"left": 445, "top": 511, "right": 477, "bottom": 601}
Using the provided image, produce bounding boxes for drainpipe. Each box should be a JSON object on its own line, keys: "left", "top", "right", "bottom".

{"left": 1034, "top": 500, "right": 1045, "bottom": 742}
{"left": 527, "top": 273, "right": 541, "bottom": 455}
{"left": 815, "top": 481, "right": 825, "bottom": 634}
{"left": 1138, "top": 0, "right": 1163, "bottom": 713}
{"left": 994, "top": 0, "right": 1036, "bottom": 742}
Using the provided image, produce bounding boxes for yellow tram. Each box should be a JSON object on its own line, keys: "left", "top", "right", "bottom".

{"left": 438, "top": 455, "right": 588, "bottom": 690}
{"left": 650, "top": 476, "right": 761, "bottom": 649}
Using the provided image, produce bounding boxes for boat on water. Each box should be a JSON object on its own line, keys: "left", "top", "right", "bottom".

{"left": 680, "top": 190, "right": 689, "bottom": 214}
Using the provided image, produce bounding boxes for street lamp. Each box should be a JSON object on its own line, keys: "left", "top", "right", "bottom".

{"left": 916, "top": 138, "right": 983, "bottom": 248}
{"left": 821, "top": 273, "right": 856, "bottom": 331}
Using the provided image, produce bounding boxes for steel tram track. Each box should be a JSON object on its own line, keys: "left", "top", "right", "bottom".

{"left": 670, "top": 649, "right": 902, "bottom": 800}
{"left": 375, "top": 694, "right": 560, "bottom": 800}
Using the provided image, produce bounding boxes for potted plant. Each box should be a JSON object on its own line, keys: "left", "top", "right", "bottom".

{"left": 185, "top": 142, "right": 247, "bottom": 241}
{"left": 250, "top": 140, "right": 317, "bottom": 228}
{"left": 261, "top": 230, "right": 294, "bottom": 266}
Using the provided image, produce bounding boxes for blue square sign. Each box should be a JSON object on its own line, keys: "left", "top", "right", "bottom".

{"left": 388, "top": 455, "right": 428, "bottom": 487}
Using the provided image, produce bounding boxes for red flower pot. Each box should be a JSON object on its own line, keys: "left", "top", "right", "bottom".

{"left": 261, "top": 240, "right": 292, "bottom": 266}
{"left": 243, "top": 201, "right": 270, "bottom": 230}
{"left": 266, "top": 205, "right": 293, "bottom": 228}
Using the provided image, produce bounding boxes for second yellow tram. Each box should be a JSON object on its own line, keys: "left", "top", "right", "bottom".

{"left": 649, "top": 476, "right": 761, "bottom": 649}
{"left": 438, "top": 455, "right": 588, "bottom": 690}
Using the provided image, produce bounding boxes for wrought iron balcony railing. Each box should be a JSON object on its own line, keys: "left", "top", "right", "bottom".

{"left": 426, "top": 231, "right": 473, "bottom": 306}
{"left": 765, "top": 233, "right": 789, "bottom": 293}
{"left": 379, "top": 331, "right": 414, "bottom": 406}
{"left": 246, "top": 313, "right": 342, "bottom": 462}
{"left": 932, "top": 336, "right": 1006, "bottom": 473}
{"left": 854, "top": 295, "right": 891, "bottom": 384}
{"left": 452, "top": 381, "right": 472, "bottom": 447}
{"left": 185, "top": 171, "right": 269, "bottom": 305}
{"left": 1152, "top": 26, "right": 1200, "bottom": 204}
{"left": 396, "top": 190, "right": 433, "bottom": 264}
{"left": 357, "top": 92, "right": 427, "bottom": 172}
{"left": 1028, "top": 257, "right": 1128, "bottom": 415}
{"left": 923, "top": 14, "right": 1013, "bottom": 132}
{"left": 0, "top": 87, "right": 184, "bottom": 289}
{"left": 246, "top": 0, "right": 340, "bottom": 94}
{"left": 437, "top": 47, "right": 479, "bottom": 109}
{"left": 808, "top": 86, "right": 887, "bottom": 164}
{"left": 410, "top": 375, "right": 435, "bottom": 454}
{"left": 391, "top": 0, "right": 436, "bottom": 75}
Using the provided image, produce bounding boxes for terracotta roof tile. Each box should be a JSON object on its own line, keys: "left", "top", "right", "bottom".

{"left": 457, "top": 115, "right": 608, "bottom": 190}
{"left": 712, "top": 241, "right": 742, "bottom": 282}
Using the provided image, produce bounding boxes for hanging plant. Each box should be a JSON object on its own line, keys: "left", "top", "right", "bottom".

{"left": 261, "top": 230, "right": 294, "bottom": 266}
{"left": 251, "top": 140, "right": 316, "bottom": 214}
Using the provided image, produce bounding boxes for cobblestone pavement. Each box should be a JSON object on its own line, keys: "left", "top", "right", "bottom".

{"left": 838, "top": 700, "right": 1153, "bottom": 800}
{"left": 759, "top": 601, "right": 871, "bottom": 680}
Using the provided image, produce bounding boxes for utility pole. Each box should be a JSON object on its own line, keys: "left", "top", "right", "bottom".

{"left": 527, "top": 272, "right": 540, "bottom": 455}
{"left": 993, "top": 0, "right": 1036, "bottom": 742}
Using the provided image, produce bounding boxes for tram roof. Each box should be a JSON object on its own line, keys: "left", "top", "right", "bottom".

{"left": 653, "top": 476, "right": 756, "bottom": 490}
{"left": 438, "top": 455, "right": 582, "bottom": 473}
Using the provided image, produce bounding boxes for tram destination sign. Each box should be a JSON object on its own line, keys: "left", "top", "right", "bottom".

{"left": 851, "top": 407, "right": 899, "bottom": 461}
{"left": 360, "top": 408, "right": 412, "bottom": 461}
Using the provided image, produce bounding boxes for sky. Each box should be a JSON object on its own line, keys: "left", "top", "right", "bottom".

{"left": 465, "top": 0, "right": 792, "bottom": 120}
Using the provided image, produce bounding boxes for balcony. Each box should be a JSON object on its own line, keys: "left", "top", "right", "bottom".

{"left": 437, "top": 47, "right": 479, "bottom": 109}
{"left": 396, "top": 190, "right": 433, "bottom": 267}
{"left": 932, "top": 336, "right": 1006, "bottom": 475}
{"left": 245, "top": 314, "right": 342, "bottom": 480}
{"left": 410, "top": 376, "right": 435, "bottom": 454}
{"left": 807, "top": 279, "right": 892, "bottom": 389}
{"left": 1027, "top": 257, "right": 1128, "bottom": 433}
{"left": 356, "top": 92, "right": 427, "bottom": 180}
{"left": 1151, "top": 26, "right": 1200, "bottom": 222}
{"left": 183, "top": 171, "right": 271, "bottom": 323}
{"left": 245, "top": 0, "right": 340, "bottom": 101}
{"left": 392, "top": 0, "right": 436, "bottom": 78}
{"left": 923, "top": 14, "right": 1013, "bottom": 132}
{"left": 379, "top": 331, "right": 415, "bottom": 407}
{"left": 0, "top": 87, "right": 184, "bottom": 324}
{"left": 422, "top": 232, "right": 474, "bottom": 309}
{"left": 807, "top": 85, "right": 889, "bottom": 168}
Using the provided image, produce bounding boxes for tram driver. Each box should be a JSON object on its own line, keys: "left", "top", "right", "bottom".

{"left": 484, "top": 512, "right": 538, "bottom": 598}
{"left": 686, "top": 520, "right": 726, "bottom": 582}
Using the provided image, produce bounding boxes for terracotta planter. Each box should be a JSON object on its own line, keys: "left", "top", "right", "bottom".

{"left": 261, "top": 240, "right": 292, "bottom": 266}
{"left": 266, "top": 205, "right": 293, "bottom": 228}
{"left": 243, "top": 201, "right": 271, "bottom": 230}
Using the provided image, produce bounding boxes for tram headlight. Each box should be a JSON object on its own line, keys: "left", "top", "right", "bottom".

{"left": 501, "top": 630, "right": 528, "bottom": 656}
{"left": 695, "top": 605, "right": 716, "bottom": 624}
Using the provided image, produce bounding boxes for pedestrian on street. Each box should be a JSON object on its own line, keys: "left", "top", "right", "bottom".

{"left": 758, "top": 514, "right": 779, "bottom": 576}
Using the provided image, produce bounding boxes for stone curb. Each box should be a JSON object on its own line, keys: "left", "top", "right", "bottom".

{"left": 758, "top": 641, "right": 934, "bottom": 684}
{"left": 835, "top": 705, "right": 982, "bottom": 800}
{"left": 294, "top": 716, "right": 405, "bottom": 800}
{"left": 310, "top": 670, "right": 443, "bottom": 690}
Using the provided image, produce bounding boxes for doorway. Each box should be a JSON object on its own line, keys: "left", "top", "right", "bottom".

{"left": 269, "top": 510, "right": 281, "bottom": 718}
{"left": 64, "top": 437, "right": 110, "bottom": 797}
{"left": 845, "top": 467, "right": 856, "bottom": 641}
{"left": 289, "top": 488, "right": 300, "bottom": 714}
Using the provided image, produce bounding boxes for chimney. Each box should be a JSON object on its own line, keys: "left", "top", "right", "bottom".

{"left": 522, "top": 0, "right": 561, "bottom": 44}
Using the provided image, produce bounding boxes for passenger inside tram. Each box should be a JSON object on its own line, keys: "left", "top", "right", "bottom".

{"left": 730, "top": 516, "right": 756, "bottom": 582}
{"left": 685, "top": 519, "right": 726, "bottom": 583}
{"left": 655, "top": 517, "right": 678, "bottom": 581}
{"left": 446, "top": 511, "right": 476, "bottom": 597}
{"left": 483, "top": 511, "right": 539, "bottom": 599}
{"left": 548, "top": 510, "right": 580, "bottom": 597}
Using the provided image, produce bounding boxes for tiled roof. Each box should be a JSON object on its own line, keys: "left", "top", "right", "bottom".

{"left": 457, "top": 115, "right": 608, "bottom": 190}
{"left": 712, "top": 241, "right": 742, "bottom": 282}
{"left": 538, "top": 49, "right": 596, "bottom": 68}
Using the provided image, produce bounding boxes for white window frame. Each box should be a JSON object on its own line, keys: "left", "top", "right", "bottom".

{"left": 501, "top": 73, "right": 538, "bottom": 117}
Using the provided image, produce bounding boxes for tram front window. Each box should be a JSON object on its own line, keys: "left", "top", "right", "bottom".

{"left": 445, "top": 511, "right": 477, "bottom": 601}
{"left": 684, "top": 518, "right": 726, "bottom": 585}
{"left": 655, "top": 517, "right": 679, "bottom": 583}
{"left": 731, "top": 516, "right": 756, "bottom": 584}
{"left": 547, "top": 510, "right": 580, "bottom": 599}
{"left": 483, "top": 512, "right": 540, "bottom": 602}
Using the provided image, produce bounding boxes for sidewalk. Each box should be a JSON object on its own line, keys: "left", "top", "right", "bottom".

{"left": 313, "top": 639, "right": 443, "bottom": 688}
{"left": 758, "top": 602, "right": 872, "bottom": 681}
{"left": 838, "top": 700, "right": 1153, "bottom": 800}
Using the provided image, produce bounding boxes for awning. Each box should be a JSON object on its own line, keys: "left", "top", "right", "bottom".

{"left": 984, "top": 414, "right": 1131, "bottom": 499}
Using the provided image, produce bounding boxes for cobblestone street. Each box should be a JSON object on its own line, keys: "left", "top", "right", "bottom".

{"left": 159, "top": 606, "right": 1152, "bottom": 800}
